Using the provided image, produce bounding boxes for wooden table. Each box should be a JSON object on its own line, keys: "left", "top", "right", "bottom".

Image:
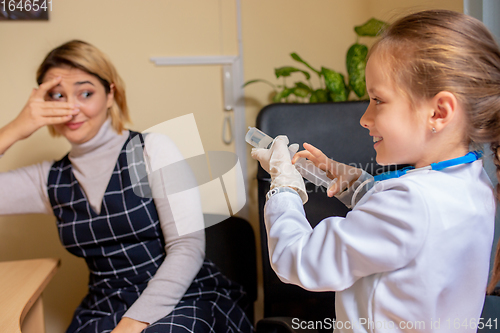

{"left": 0, "top": 258, "right": 60, "bottom": 333}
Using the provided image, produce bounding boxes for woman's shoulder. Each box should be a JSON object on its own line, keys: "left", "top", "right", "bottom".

{"left": 126, "top": 131, "right": 179, "bottom": 154}
{"left": 142, "top": 131, "right": 177, "bottom": 147}
{"left": 138, "top": 132, "right": 185, "bottom": 169}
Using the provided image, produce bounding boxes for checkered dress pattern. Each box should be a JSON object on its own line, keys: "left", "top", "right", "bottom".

{"left": 47, "top": 131, "right": 253, "bottom": 333}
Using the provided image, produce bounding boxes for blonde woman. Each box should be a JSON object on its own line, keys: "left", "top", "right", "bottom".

{"left": 0, "top": 40, "right": 252, "bottom": 333}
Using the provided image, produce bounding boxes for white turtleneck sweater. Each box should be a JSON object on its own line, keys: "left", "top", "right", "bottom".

{"left": 0, "top": 118, "right": 205, "bottom": 325}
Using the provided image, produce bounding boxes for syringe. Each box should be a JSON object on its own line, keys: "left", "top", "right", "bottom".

{"left": 246, "top": 127, "right": 335, "bottom": 189}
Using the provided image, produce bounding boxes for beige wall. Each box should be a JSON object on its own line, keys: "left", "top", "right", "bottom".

{"left": 0, "top": 0, "right": 462, "bottom": 331}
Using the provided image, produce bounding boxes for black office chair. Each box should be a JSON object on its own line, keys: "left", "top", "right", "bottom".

{"left": 205, "top": 215, "right": 258, "bottom": 324}
{"left": 478, "top": 292, "right": 500, "bottom": 332}
{"left": 254, "top": 101, "right": 384, "bottom": 333}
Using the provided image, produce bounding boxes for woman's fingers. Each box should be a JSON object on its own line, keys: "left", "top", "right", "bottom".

{"left": 29, "top": 88, "right": 37, "bottom": 99}
{"left": 26, "top": 76, "right": 77, "bottom": 120}
{"left": 44, "top": 114, "right": 74, "bottom": 124}
{"left": 39, "top": 102, "right": 79, "bottom": 116}
{"left": 11, "top": 79, "right": 79, "bottom": 140}
{"left": 40, "top": 101, "right": 74, "bottom": 109}
{"left": 34, "top": 76, "right": 62, "bottom": 99}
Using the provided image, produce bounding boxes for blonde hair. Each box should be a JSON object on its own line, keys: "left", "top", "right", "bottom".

{"left": 372, "top": 10, "right": 500, "bottom": 294}
{"left": 36, "top": 40, "right": 131, "bottom": 135}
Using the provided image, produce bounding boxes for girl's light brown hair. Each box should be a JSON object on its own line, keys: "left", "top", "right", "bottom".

{"left": 36, "top": 40, "right": 131, "bottom": 135}
{"left": 372, "top": 10, "right": 500, "bottom": 294}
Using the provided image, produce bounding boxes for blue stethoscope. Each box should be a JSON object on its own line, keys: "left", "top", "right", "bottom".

{"left": 373, "top": 150, "right": 483, "bottom": 182}
{"left": 351, "top": 150, "right": 483, "bottom": 207}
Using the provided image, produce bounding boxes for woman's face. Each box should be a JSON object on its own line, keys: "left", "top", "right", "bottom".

{"left": 43, "top": 66, "right": 114, "bottom": 144}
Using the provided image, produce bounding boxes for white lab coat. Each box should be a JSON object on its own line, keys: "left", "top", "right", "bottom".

{"left": 264, "top": 160, "right": 495, "bottom": 332}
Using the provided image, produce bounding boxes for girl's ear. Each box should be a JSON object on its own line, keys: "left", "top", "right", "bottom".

{"left": 106, "top": 83, "right": 115, "bottom": 109}
{"left": 429, "top": 91, "right": 458, "bottom": 133}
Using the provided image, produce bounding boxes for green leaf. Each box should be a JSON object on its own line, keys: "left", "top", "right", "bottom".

{"left": 300, "top": 70, "right": 311, "bottom": 80}
{"left": 273, "top": 92, "right": 283, "bottom": 103}
{"left": 294, "top": 82, "right": 312, "bottom": 97}
{"left": 354, "top": 18, "right": 387, "bottom": 37}
{"left": 275, "top": 66, "right": 299, "bottom": 78}
{"left": 316, "top": 89, "right": 329, "bottom": 102}
{"left": 329, "top": 92, "right": 346, "bottom": 102}
{"left": 275, "top": 66, "right": 311, "bottom": 80}
{"left": 293, "top": 87, "right": 310, "bottom": 98}
{"left": 309, "top": 89, "right": 328, "bottom": 103}
{"left": 282, "top": 87, "right": 293, "bottom": 98}
{"left": 309, "top": 93, "right": 318, "bottom": 103}
{"left": 290, "top": 52, "right": 321, "bottom": 76}
{"left": 345, "top": 85, "right": 351, "bottom": 100}
{"left": 242, "top": 79, "right": 277, "bottom": 89}
{"left": 295, "top": 82, "right": 310, "bottom": 90}
{"left": 321, "top": 67, "right": 348, "bottom": 101}
{"left": 273, "top": 87, "right": 294, "bottom": 102}
{"left": 346, "top": 43, "right": 368, "bottom": 98}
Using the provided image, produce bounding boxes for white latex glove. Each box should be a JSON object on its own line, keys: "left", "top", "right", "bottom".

{"left": 252, "top": 141, "right": 299, "bottom": 174}
{"left": 251, "top": 136, "right": 307, "bottom": 204}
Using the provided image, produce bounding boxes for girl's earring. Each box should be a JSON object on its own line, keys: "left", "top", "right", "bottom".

{"left": 431, "top": 127, "right": 437, "bottom": 134}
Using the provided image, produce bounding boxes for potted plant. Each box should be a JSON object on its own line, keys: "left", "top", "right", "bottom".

{"left": 244, "top": 18, "right": 387, "bottom": 103}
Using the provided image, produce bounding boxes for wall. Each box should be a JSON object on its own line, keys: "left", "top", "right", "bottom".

{"left": 0, "top": 0, "right": 463, "bottom": 331}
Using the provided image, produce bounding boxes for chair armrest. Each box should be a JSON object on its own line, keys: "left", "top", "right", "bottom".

{"left": 256, "top": 317, "right": 319, "bottom": 333}
{"left": 479, "top": 295, "right": 500, "bottom": 331}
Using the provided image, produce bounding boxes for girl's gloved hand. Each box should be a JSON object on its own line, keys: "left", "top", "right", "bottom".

{"left": 292, "top": 142, "right": 363, "bottom": 197}
{"left": 251, "top": 135, "right": 307, "bottom": 204}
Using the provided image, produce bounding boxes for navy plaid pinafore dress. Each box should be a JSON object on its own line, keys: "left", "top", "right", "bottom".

{"left": 47, "top": 131, "right": 253, "bottom": 333}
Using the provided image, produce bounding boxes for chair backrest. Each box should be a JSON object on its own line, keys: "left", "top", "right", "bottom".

{"left": 205, "top": 216, "right": 257, "bottom": 323}
{"left": 256, "top": 101, "right": 383, "bottom": 322}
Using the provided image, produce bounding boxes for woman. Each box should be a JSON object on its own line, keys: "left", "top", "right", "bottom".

{"left": 0, "top": 40, "right": 253, "bottom": 333}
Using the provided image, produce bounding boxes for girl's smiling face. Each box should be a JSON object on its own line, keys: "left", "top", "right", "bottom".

{"left": 43, "top": 66, "right": 114, "bottom": 144}
{"left": 361, "top": 51, "right": 432, "bottom": 168}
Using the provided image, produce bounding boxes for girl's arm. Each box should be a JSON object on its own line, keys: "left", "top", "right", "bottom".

{"left": 264, "top": 179, "right": 430, "bottom": 291}
{"left": 116, "top": 133, "right": 204, "bottom": 328}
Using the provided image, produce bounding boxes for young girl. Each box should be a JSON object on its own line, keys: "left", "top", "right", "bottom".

{"left": 252, "top": 10, "right": 499, "bottom": 332}
{"left": 0, "top": 40, "right": 252, "bottom": 333}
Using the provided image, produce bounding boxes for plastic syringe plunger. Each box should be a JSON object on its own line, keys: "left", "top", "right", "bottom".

{"left": 294, "top": 157, "right": 334, "bottom": 189}
{"left": 245, "top": 127, "right": 274, "bottom": 149}
{"left": 246, "top": 127, "right": 335, "bottom": 189}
